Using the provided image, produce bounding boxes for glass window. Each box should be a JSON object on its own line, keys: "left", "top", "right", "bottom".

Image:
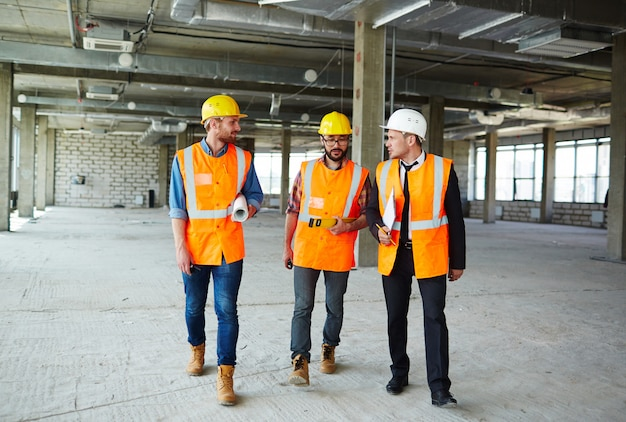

{"left": 475, "top": 147, "right": 486, "bottom": 200}
{"left": 554, "top": 139, "right": 610, "bottom": 203}
{"left": 496, "top": 148, "right": 514, "bottom": 200}
{"left": 473, "top": 137, "right": 609, "bottom": 205}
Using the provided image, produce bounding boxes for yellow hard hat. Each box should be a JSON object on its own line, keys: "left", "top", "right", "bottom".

{"left": 201, "top": 95, "right": 248, "bottom": 124}
{"left": 318, "top": 111, "right": 352, "bottom": 135}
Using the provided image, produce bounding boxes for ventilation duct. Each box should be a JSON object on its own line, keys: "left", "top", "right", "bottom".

{"left": 170, "top": 0, "right": 351, "bottom": 40}
{"left": 138, "top": 119, "right": 188, "bottom": 145}
{"left": 516, "top": 27, "right": 612, "bottom": 58}
{"left": 468, "top": 110, "right": 504, "bottom": 126}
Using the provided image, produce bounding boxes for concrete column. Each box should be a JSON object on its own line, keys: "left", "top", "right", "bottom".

{"left": 158, "top": 144, "right": 169, "bottom": 207}
{"left": 422, "top": 96, "right": 445, "bottom": 156}
{"left": 176, "top": 126, "right": 196, "bottom": 150}
{"left": 0, "top": 62, "right": 13, "bottom": 231}
{"left": 35, "top": 116, "right": 48, "bottom": 211}
{"left": 18, "top": 105, "right": 36, "bottom": 218}
{"left": 352, "top": 18, "right": 386, "bottom": 267}
{"left": 45, "top": 128, "right": 55, "bottom": 205}
{"left": 540, "top": 127, "right": 556, "bottom": 223}
{"left": 483, "top": 130, "right": 497, "bottom": 223}
{"left": 280, "top": 127, "right": 292, "bottom": 213}
{"left": 607, "top": 32, "right": 626, "bottom": 261}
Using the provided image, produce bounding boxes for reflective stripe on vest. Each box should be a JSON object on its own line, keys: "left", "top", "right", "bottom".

{"left": 184, "top": 145, "right": 245, "bottom": 219}
{"left": 297, "top": 160, "right": 363, "bottom": 223}
{"left": 384, "top": 156, "right": 448, "bottom": 232}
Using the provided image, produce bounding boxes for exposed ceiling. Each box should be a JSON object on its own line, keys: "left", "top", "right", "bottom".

{"left": 1, "top": 0, "right": 624, "bottom": 151}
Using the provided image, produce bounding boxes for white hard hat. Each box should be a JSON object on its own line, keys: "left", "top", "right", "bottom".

{"left": 380, "top": 109, "right": 427, "bottom": 138}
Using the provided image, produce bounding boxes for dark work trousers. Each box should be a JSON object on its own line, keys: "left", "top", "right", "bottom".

{"left": 382, "top": 245, "right": 451, "bottom": 394}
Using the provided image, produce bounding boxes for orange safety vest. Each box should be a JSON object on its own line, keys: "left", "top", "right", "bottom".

{"left": 293, "top": 159, "right": 369, "bottom": 272}
{"left": 178, "top": 142, "right": 251, "bottom": 265}
{"left": 376, "top": 154, "right": 451, "bottom": 278}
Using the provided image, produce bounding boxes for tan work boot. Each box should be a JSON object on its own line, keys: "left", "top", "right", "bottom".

{"left": 288, "top": 354, "right": 310, "bottom": 386}
{"left": 216, "top": 365, "right": 236, "bottom": 406}
{"left": 320, "top": 344, "right": 336, "bottom": 374}
{"left": 186, "top": 343, "right": 205, "bottom": 376}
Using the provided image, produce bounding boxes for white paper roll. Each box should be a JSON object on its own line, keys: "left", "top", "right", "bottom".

{"left": 231, "top": 193, "right": 249, "bottom": 222}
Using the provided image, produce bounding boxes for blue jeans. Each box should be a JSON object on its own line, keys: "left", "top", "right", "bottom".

{"left": 183, "top": 257, "right": 243, "bottom": 366}
{"left": 290, "top": 266, "right": 349, "bottom": 361}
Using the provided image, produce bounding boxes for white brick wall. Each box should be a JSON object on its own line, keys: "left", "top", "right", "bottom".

{"left": 54, "top": 131, "right": 161, "bottom": 208}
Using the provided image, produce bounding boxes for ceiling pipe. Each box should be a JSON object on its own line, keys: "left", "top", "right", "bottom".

{"left": 66, "top": 0, "right": 77, "bottom": 48}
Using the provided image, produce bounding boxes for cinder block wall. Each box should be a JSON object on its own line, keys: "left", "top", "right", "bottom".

{"left": 468, "top": 200, "right": 607, "bottom": 228}
{"left": 54, "top": 131, "right": 162, "bottom": 208}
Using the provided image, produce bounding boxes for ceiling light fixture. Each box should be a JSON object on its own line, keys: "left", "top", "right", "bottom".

{"left": 118, "top": 52, "right": 134, "bottom": 68}
{"left": 372, "top": 1, "right": 430, "bottom": 29}
{"left": 258, "top": 0, "right": 300, "bottom": 5}
{"left": 304, "top": 69, "right": 317, "bottom": 83}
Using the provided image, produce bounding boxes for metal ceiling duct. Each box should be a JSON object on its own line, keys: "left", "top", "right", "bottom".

{"left": 138, "top": 119, "right": 188, "bottom": 145}
{"left": 170, "top": 0, "right": 352, "bottom": 39}
{"left": 517, "top": 27, "right": 613, "bottom": 58}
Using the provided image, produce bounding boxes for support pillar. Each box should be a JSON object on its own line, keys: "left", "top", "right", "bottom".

{"left": 422, "top": 95, "right": 445, "bottom": 156}
{"left": 18, "top": 105, "right": 36, "bottom": 218}
{"left": 35, "top": 116, "right": 48, "bottom": 211}
{"left": 352, "top": 18, "right": 386, "bottom": 267}
{"left": 45, "top": 128, "right": 55, "bottom": 205}
{"left": 607, "top": 31, "right": 626, "bottom": 261}
{"left": 158, "top": 144, "right": 169, "bottom": 207}
{"left": 483, "top": 130, "right": 497, "bottom": 223}
{"left": 0, "top": 62, "right": 13, "bottom": 231}
{"left": 540, "top": 127, "right": 555, "bottom": 223}
{"left": 176, "top": 126, "right": 196, "bottom": 151}
{"left": 280, "top": 127, "right": 292, "bottom": 213}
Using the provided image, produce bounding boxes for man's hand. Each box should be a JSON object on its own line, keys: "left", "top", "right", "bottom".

{"left": 283, "top": 247, "right": 294, "bottom": 270}
{"left": 247, "top": 205, "right": 257, "bottom": 219}
{"left": 328, "top": 216, "right": 349, "bottom": 235}
{"left": 176, "top": 247, "right": 194, "bottom": 275}
{"left": 448, "top": 269, "right": 464, "bottom": 282}
{"left": 377, "top": 224, "right": 393, "bottom": 246}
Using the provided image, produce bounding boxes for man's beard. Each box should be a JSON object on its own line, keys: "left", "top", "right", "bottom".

{"left": 325, "top": 148, "right": 346, "bottom": 162}
{"left": 219, "top": 133, "right": 237, "bottom": 143}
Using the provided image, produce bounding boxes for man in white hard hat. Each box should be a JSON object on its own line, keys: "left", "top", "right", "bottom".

{"left": 169, "top": 95, "right": 264, "bottom": 406}
{"left": 365, "top": 108, "right": 466, "bottom": 407}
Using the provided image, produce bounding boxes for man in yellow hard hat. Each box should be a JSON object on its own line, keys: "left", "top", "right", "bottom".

{"left": 283, "top": 111, "right": 371, "bottom": 386}
{"left": 169, "top": 94, "right": 264, "bottom": 405}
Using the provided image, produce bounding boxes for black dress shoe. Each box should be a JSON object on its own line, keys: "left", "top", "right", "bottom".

{"left": 385, "top": 375, "right": 408, "bottom": 395}
{"left": 431, "top": 390, "right": 457, "bottom": 407}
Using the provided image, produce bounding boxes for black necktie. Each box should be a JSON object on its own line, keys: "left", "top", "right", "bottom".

{"left": 400, "top": 162, "right": 416, "bottom": 242}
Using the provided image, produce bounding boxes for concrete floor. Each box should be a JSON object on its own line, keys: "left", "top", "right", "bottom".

{"left": 1, "top": 206, "right": 625, "bottom": 421}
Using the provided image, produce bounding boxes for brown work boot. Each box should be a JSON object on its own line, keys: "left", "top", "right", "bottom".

{"left": 288, "top": 354, "right": 310, "bottom": 386}
{"left": 320, "top": 344, "right": 336, "bottom": 374}
{"left": 186, "top": 343, "right": 205, "bottom": 376}
{"left": 216, "top": 365, "right": 236, "bottom": 406}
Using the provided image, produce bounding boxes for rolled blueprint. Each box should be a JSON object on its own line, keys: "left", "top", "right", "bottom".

{"left": 231, "top": 193, "right": 249, "bottom": 222}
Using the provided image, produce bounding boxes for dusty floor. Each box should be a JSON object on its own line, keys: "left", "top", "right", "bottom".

{"left": 1, "top": 206, "right": 625, "bottom": 421}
